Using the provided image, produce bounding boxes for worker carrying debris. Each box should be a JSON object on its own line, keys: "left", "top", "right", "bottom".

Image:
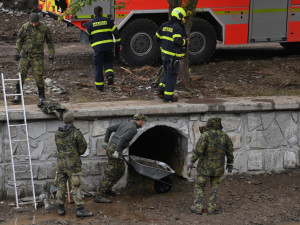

{"left": 13, "top": 12, "right": 55, "bottom": 104}
{"left": 55, "top": 112, "right": 93, "bottom": 218}
{"left": 94, "top": 113, "right": 147, "bottom": 203}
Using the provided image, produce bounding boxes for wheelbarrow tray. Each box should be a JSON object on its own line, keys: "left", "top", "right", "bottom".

{"left": 128, "top": 155, "right": 175, "bottom": 180}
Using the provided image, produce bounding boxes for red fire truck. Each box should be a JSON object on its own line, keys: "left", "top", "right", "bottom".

{"left": 38, "top": 0, "right": 300, "bottom": 66}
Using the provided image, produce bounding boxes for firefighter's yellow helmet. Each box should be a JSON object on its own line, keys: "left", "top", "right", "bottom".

{"left": 171, "top": 7, "right": 186, "bottom": 20}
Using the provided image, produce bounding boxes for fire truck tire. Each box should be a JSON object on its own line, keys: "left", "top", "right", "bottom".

{"left": 189, "top": 18, "right": 217, "bottom": 65}
{"left": 280, "top": 42, "right": 300, "bottom": 51}
{"left": 120, "top": 18, "right": 160, "bottom": 66}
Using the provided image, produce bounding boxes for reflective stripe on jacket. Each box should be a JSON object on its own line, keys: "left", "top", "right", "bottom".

{"left": 86, "top": 15, "right": 121, "bottom": 52}
{"left": 155, "top": 18, "right": 187, "bottom": 61}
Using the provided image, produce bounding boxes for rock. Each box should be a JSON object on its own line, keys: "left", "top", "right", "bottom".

{"left": 45, "top": 78, "right": 53, "bottom": 86}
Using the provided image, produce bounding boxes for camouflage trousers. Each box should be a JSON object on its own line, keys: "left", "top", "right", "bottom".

{"left": 18, "top": 55, "right": 44, "bottom": 87}
{"left": 97, "top": 144, "right": 125, "bottom": 196}
{"left": 193, "top": 174, "right": 223, "bottom": 212}
{"left": 55, "top": 170, "right": 84, "bottom": 208}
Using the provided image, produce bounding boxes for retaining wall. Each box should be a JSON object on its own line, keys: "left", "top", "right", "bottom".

{"left": 0, "top": 97, "right": 299, "bottom": 198}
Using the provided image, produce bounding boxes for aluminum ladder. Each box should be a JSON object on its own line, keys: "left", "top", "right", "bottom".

{"left": 1, "top": 73, "right": 37, "bottom": 209}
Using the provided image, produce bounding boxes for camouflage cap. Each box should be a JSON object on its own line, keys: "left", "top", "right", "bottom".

{"left": 206, "top": 116, "right": 223, "bottom": 130}
{"left": 29, "top": 13, "right": 39, "bottom": 23}
{"left": 63, "top": 112, "right": 74, "bottom": 124}
{"left": 133, "top": 114, "right": 148, "bottom": 121}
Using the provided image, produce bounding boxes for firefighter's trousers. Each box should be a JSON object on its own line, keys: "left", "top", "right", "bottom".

{"left": 157, "top": 60, "right": 179, "bottom": 99}
{"left": 93, "top": 50, "right": 114, "bottom": 89}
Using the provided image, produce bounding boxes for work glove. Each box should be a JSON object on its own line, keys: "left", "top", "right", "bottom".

{"left": 112, "top": 151, "right": 119, "bottom": 159}
{"left": 101, "top": 144, "right": 107, "bottom": 149}
{"left": 14, "top": 55, "right": 21, "bottom": 62}
{"left": 187, "top": 162, "right": 194, "bottom": 170}
{"left": 226, "top": 164, "right": 233, "bottom": 173}
{"left": 49, "top": 57, "right": 54, "bottom": 64}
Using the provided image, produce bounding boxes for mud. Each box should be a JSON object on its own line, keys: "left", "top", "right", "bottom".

{"left": 0, "top": 169, "right": 299, "bottom": 225}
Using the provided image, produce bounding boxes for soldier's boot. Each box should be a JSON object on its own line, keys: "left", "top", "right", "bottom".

{"left": 94, "top": 195, "right": 112, "bottom": 203}
{"left": 57, "top": 204, "right": 66, "bottom": 216}
{"left": 190, "top": 206, "right": 203, "bottom": 215}
{"left": 105, "top": 189, "right": 117, "bottom": 197}
{"left": 76, "top": 207, "right": 93, "bottom": 218}
{"left": 38, "top": 86, "right": 45, "bottom": 103}
{"left": 11, "top": 83, "right": 21, "bottom": 103}
{"left": 163, "top": 95, "right": 178, "bottom": 103}
{"left": 107, "top": 75, "right": 114, "bottom": 85}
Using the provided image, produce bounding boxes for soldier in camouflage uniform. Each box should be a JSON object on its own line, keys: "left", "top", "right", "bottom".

{"left": 94, "top": 114, "right": 148, "bottom": 203}
{"left": 55, "top": 112, "right": 93, "bottom": 217}
{"left": 188, "top": 116, "right": 234, "bottom": 215}
{"left": 12, "top": 13, "right": 55, "bottom": 104}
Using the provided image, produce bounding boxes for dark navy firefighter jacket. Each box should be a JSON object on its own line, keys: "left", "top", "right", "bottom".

{"left": 86, "top": 15, "right": 121, "bottom": 53}
{"left": 155, "top": 17, "right": 187, "bottom": 61}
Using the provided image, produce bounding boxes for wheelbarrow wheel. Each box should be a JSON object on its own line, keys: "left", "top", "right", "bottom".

{"left": 154, "top": 176, "right": 172, "bottom": 194}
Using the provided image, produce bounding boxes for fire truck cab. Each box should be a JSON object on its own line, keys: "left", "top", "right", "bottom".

{"left": 38, "top": 0, "right": 300, "bottom": 66}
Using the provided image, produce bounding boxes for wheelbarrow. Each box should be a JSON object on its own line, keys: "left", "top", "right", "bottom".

{"left": 122, "top": 155, "right": 175, "bottom": 194}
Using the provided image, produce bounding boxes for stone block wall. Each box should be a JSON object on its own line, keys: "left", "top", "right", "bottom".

{"left": 0, "top": 100, "right": 299, "bottom": 198}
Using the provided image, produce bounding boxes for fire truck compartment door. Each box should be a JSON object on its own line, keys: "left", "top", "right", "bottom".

{"left": 75, "top": 0, "right": 115, "bottom": 20}
{"left": 249, "top": 0, "right": 288, "bottom": 42}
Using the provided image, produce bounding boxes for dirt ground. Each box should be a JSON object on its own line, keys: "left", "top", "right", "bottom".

{"left": 1, "top": 12, "right": 300, "bottom": 105}
{"left": 0, "top": 169, "right": 300, "bottom": 225}
{"left": 1, "top": 8, "right": 300, "bottom": 225}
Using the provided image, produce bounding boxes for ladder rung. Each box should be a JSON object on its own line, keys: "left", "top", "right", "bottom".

{"left": 7, "top": 109, "right": 24, "bottom": 112}
{"left": 10, "top": 123, "right": 26, "bottom": 126}
{"left": 12, "top": 139, "right": 27, "bottom": 142}
{"left": 6, "top": 94, "right": 22, "bottom": 96}
{"left": 4, "top": 78, "right": 20, "bottom": 81}
{"left": 15, "top": 170, "right": 30, "bottom": 173}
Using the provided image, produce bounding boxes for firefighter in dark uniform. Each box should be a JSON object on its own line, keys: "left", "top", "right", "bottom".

{"left": 86, "top": 6, "right": 122, "bottom": 91}
{"left": 155, "top": 7, "right": 187, "bottom": 102}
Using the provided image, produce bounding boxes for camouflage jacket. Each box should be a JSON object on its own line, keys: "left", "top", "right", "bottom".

{"left": 37, "top": 101, "right": 68, "bottom": 120}
{"left": 55, "top": 124, "right": 87, "bottom": 172}
{"left": 191, "top": 117, "right": 234, "bottom": 176}
{"left": 16, "top": 22, "right": 55, "bottom": 58}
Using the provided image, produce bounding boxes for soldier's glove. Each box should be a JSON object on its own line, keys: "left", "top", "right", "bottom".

{"left": 14, "top": 55, "right": 21, "bottom": 62}
{"left": 226, "top": 164, "right": 233, "bottom": 173}
{"left": 187, "top": 162, "right": 194, "bottom": 170}
{"left": 101, "top": 144, "right": 107, "bottom": 149}
{"left": 49, "top": 57, "right": 54, "bottom": 64}
{"left": 112, "top": 151, "right": 119, "bottom": 159}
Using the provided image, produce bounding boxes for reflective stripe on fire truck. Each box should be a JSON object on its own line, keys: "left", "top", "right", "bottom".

{"left": 160, "top": 47, "right": 185, "bottom": 57}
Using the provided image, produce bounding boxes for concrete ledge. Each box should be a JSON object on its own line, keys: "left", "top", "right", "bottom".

{"left": 1, "top": 96, "right": 300, "bottom": 121}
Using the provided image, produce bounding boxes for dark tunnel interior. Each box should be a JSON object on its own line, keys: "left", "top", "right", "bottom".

{"left": 129, "top": 125, "right": 187, "bottom": 175}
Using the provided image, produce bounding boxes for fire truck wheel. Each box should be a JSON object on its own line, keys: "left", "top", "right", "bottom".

{"left": 189, "top": 18, "right": 217, "bottom": 65}
{"left": 120, "top": 18, "right": 160, "bottom": 66}
{"left": 280, "top": 42, "right": 300, "bottom": 51}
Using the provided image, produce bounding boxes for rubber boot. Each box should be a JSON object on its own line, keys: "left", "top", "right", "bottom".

{"left": 57, "top": 204, "right": 66, "bottom": 216}
{"left": 38, "top": 86, "right": 45, "bottom": 103}
{"left": 11, "top": 83, "right": 21, "bottom": 103}
{"left": 163, "top": 95, "right": 178, "bottom": 103}
{"left": 76, "top": 207, "right": 93, "bottom": 217}
{"left": 107, "top": 75, "right": 114, "bottom": 85}
{"left": 105, "top": 189, "right": 117, "bottom": 197}
{"left": 94, "top": 195, "right": 112, "bottom": 203}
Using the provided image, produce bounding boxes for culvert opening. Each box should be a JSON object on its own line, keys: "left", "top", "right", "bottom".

{"left": 129, "top": 125, "right": 187, "bottom": 175}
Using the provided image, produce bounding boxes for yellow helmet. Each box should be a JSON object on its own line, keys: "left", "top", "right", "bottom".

{"left": 171, "top": 7, "right": 186, "bottom": 20}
